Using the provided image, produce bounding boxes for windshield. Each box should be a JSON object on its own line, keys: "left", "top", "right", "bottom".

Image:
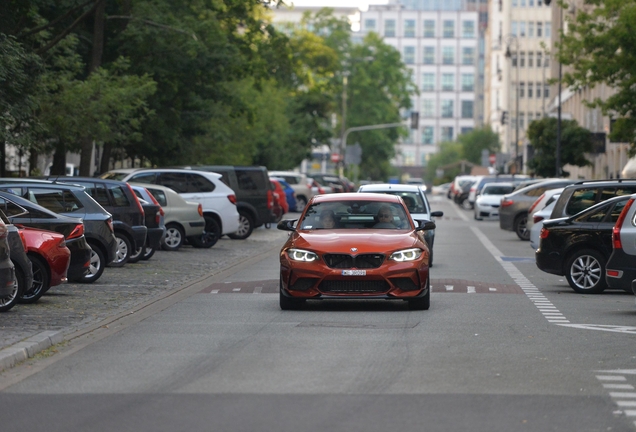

{"left": 300, "top": 200, "right": 410, "bottom": 230}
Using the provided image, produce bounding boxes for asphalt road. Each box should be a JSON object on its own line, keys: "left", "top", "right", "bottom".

{"left": 1, "top": 195, "right": 636, "bottom": 432}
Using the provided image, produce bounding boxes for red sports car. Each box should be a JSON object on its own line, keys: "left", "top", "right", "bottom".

{"left": 277, "top": 193, "right": 435, "bottom": 310}
{"left": 17, "top": 225, "right": 71, "bottom": 303}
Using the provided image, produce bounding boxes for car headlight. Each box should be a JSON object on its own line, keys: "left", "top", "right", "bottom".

{"left": 389, "top": 248, "right": 423, "bottom": 262}
{"left": 287, "top": 248, "right": 319, "bottom": 262}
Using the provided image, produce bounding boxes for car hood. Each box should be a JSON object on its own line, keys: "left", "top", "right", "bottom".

{"left": 290, "top": 230, "right": 420, "bottom": 253}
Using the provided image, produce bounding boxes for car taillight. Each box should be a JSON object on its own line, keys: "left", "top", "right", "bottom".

{"left": 612, "top": 198, "right": 635, "bottom": 249}
{"left": 529, "top": 193, "right": 545, "bottom": 214}
{"left": 107, "top": 217, "right": 114, "bottom": 233}
{"left": 267, "top": 189, "right": 274, "bottom": 209}
{"left": 145, "top": 188, "right": 164, "bottom": 216}
{"left": 318, "top": 185, "right": 325, "bottom": 194}
{"left": 197, "top": 204, "right": 203, "bottom": 217}
{"left": 17, "top": 229, "right": 27, "bottom": 249}
{"left": 539, "top": 227, "right": 549, "bottom": 239}
{"left": 127, "top": 183, "right": 145, "bottom": 217}
{"left": 607, "top": 270, "right": 620, "bottom": 277}
{"left": 533, "top": 215, "right": 544, "bottom": 224}
{"left": 228, "top": 194, "right": 237, "bottom": 205}
{"left": 68, "top": 223, "right": 84, "bottom": 240}
{"left": 501, "top": 198, "right": 514, "bottom": 207}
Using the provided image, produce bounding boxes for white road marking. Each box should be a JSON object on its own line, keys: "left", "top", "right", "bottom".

{"left": 597, "top": 370, "right": 636, "bottom": 375}
{"left": 445, "top": 285, "right": 454, "bottom": 291}
{"left": 254, "top": 286, "right": 263, "bottom": 294}
{"left": 609, "top": 392, "right": 636, "bottom": 398}
{"left": 232, "top": 288, "right": 241, "bottom": 292}
{"left": 559, "top": 324, "right": 636, "bottom": 334}
{"left": 467, "top": 286, "right": 476, "bottom": 293}
{"left": 211, "top": 289, "right": 219, "bottom": 294}
{"left": 489, "top": 287, "right": 497, "bottom": 291}
{"left": 604, "top": 384, "right": 635, "bottom": 390}
{"left": 617, "top": 401, "right": 636, "bottom": 407}
{"left": 597, "top": 375, "right": 627, "bottom": 381}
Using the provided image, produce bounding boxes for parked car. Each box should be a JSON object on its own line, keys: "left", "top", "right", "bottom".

{"left": 431, "top": 182, "right": 450, "bottom": 196}
{"left": 136, "top": 183, "right": 205, "bottom": 252}
{"left": 18, "top": 225, "right": 71, "bottom": 302}
{"left": 526, "top": 188, "right": 565, "bottom": 245}
{"left": 0, "top": 190, "right": 91, "bottom": 285}
{"left": 179, "top": 165, "right": 275, "bottom": 239}
{"left": 536, "top": 194, "right": 631, "bottom": 294}
{"left": 549, "top": 179, "right": 636, "bottom": 220}
{"left": 499, "top": 179, "right": 576, "bottom": 240}
{"left": 309, "top": 174, "right": 346, "bottom": 193}
{"left": 268, "top": 171, "right": 314, "bottom": 211}
{"left": 101, "top": 168, "right": 239, "bottom": 247}
{"left": 605, "top": 195, "right": 636, "bottom": 292}
{"left": 468, "top": 175, "right": 530, "bottom": 208}
{"left": 309, "top": 178, "right": 330, "bottom": 195}
{"left": 271, "top": 177, "right": 297, "bottom": 212}
{"left": 529, "top": 195, "right": 560, "bottom": 250}
{"left": 129, "top": 184, "right": 167, "bottom": 262}
{"left": 473, "top": 182, "right": 515, "bottom": 220}
{"left": 357, "top": 183, "right": 443, "bottom": 266}
{"left": 0, "top": 179, "right": 117, "bottom": 282}
{"left": 277, "top": 193, "right": 436, "bottom": 310}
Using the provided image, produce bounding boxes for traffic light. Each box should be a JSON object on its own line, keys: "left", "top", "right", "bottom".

{"left": 501, "top": 111, "right": 508, "bottom": 125}
{"left": 410, "top": 111, "right": 419, "bottom": 129}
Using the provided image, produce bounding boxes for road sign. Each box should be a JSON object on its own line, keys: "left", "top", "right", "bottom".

{"left": 489, "top": 154, "right": 496, "bottom": 165}
{"left": 331, "top": 153, "right": 342, "bottom": 163}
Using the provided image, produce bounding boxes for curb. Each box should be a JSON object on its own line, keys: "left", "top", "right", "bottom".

{"left": 0, "top": 330, "right": 64, "bottom": 372}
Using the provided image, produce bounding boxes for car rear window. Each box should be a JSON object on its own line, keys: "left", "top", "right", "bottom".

{"left": 28, "top": 188, "right": 84, "bottom": 213}
{"left": 109, "top": 185, "right": 130, "bottom": 207}
{"left": 236, "top": 170, "right": 266, "bottom": 191}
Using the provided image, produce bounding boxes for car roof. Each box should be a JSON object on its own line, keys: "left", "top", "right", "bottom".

{"left": 482, "top": 182, "right": 515, "bottom": 188}
{"left": 0, "top": 178, "right": 86, "bottom": 190}
{"left": 358, "top": 183, "right": 423, "bottom": 192}
{"left": 312, "top": 192, "right": 402, "bottom": 204}
{"left": 114, "top": 168, "right": 223, "bottom": 179}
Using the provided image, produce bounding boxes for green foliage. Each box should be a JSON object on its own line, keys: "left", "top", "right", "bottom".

{"left": 557, "top": 0, "right": 636, "bottom": 152}
{"left": 458, "top": 126, "right": 500, "bottom": 165}
{"left": 424, "top": 141, "right": 464, "bottom": 184}
{"left": 526, "top": 117, "right": 593, "bottom": 177}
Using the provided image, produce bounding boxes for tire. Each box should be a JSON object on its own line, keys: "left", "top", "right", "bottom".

{"left": 110, "top": 233, "right": 131, "bottom": 267}
{"left": 408, "top": 277, "right": 431, "bottom": 310}
{"left": 565, "top": 248, "right": 607, "bottom": 294}
{"left": 295, "top": 196, "right": 307, "bottom": 213}
{"left": 78, "top": 244, "right": 105, "bottom": 283}
{"left": 429, "top": 247, "right": 434, "bottom": 268}
{"left": 514, "top": 214, "right": 530, "bottom": 241}
{"left": 190, "top": 216, "right": 219, "bottom": 248}
{"left": 19, "top": 255, "right": 49, "bottom": 304}
{"left": 128, "top": 244, "right": 143, "bottom": 263}
{"left": 162, "top": 224, "right": 184, "bottom": 251}
{"left": 0, "top": 266, "right": 23, "bottom": 312}
{"left": 140, "top": 245, "right": 156, "bottom": 261}
{"left": 279, "top": 279, "right": 305, "bottom": 310}
{"left": 228, "top": 211, "right": 254, "bottom": 240}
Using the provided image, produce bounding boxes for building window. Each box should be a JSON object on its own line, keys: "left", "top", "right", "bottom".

{"left": 544, "top": 84, "right": 550, "bottom": 98}
{"left": 536, "top": 51, "right": 542, "bottom": 67}
{"left": 520, "top": 22, "right": 526, "bottom": 37}
{"left": 404, "top": 19, "right": 416, "bottom": 37}
{"left": 422, "top": 126, "right": 434, "bottom": 144}
{"left": 521, "top": 0, "right": 526, "bottom": 6}
{"left": 461, "top": 73, "right": 475, "bottom": 91}
{"left": 545, "top": 22, "right": 552, "bottom": 38}
{"left": 528, "top": 82, "right": 533, "bottom": 98}
{"left": 528, "top": 112, "right": 534, "bottom": 124}
{"left": 423, "top": 19, "right": 435, "bottom": 37}
{"left": 519, "top": 112, "right": 525, "bottom": 128}
{"left": 513, "top": 0, "right": 518, "bottom": 6}
{"left": 519, "top": 82, "right": 525, "bottom": 98}
{"left": 462, "top": 47, "right": 475, "bottom": 65}
{"left": 442, "top": 73, "right": 455, "bottom": 91}
{"left": 443, "top": 20, "right": 455, "bottom": 38}
{"left": 441, "top": 100, "right": 454, "bottom": 118}
{"left": 528, "top": 52, "right": 534, "bottom": 67}
{"left": 462, "top": 21, "right": 475, "bottom": 38}
{"left": 365, "top": 19, "right": 376, "bottom": 30}
{"left": 385, "top": 19, "right": 396, "bottom": 37}
{"left": 528, "top": 21, "right": 534, "bottom": 37}
{"left": 422, "top": 99, "right": 435, "bottom": 117}
{"left": 461, "top": 100, "right": 474, "bottom": 119}
{"left": 544, "top": 55, "right": 550, "bottom": 67}
{"left": 529, "top": 0, "right": 535, "bottom": 6}
{"left": 422, "top": 73, "right": 436, "bottom": 91}
{"left": 519, "top": 51, "right": 525, "bottom": 67}
{"left": 511, "top": 52, "right": 518, "bottom": 67}
{"left": 512, "top": 21, "right": 518, "bottom": 37}
{"left": 423, "top": 46, "right": 435, "bottom": 64}
{"left": 537, "top": 22, "right": 543, "bottom": 37}
{"left": 442, "top": 46, "right": 455, "bottom": 65}
{"left": 461, "top": 127, "right": 474, "bottom": 135}
{"left": 441, "top": 126, "right": 454, "bottom": 142}
{"left": 536, "top": 82, "right": 543, "bottom": 98}
{"left": 404, "top": 46, "right": 415, "bottom": 64}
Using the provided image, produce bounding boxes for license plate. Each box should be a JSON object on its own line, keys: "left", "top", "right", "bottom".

{"left": 342, "top": 270, "right": 366, "bottom": 276}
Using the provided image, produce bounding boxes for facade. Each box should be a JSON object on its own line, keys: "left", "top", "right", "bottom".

{"left": 360, "top": 0, "right": 485, "bottom": 171}
{"left": 485, "top": 0, "right": 552, "bottom": 173}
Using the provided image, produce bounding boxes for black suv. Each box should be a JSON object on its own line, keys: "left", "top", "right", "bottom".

{"left": 549, "top": 179, "right": 636, "bottom": 220}
{"left": 182, "top": 165, "right": 274, "bottom": 239}
{"left": 43, "top": 177, "right": 147, "bottom": 267}
{"left": 0, "top": 179, "right": 118, "bottom": 282}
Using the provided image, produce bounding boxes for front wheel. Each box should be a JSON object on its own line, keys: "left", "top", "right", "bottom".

{"left": 78, "top": 245, "right": 105, "bottom": 283}
{"left": 110, "top": 233, "right": 131, "bottom": 267}
{"left": 408, "top": 278, "right": 431, "bottom": 310}
{"left": 295, "top": 196, "right": 307, "bottom": 213}
{"left": 565, "top": 249, "right": 607, "bottom": 294}
{"left": 163, "top": 224, "right": 185, "bottom": 251}
{"left": 514, "top": 214, "right": 530, "bottom": 241}
{"left": 140, "top": 245, "right": 155, "bottom": 261}
{"left": 228, "top": 211, "right": 254, "bottom": 240}
{"left": 128, "top": 245, "right": 143, "bottom": 263}
{"left": 190, "top": 216, "right": 219, "bottom": 248}
{"left": 279, "top": 279, "right": 305, "bottom": 310}
{"left": 0, "top": 266, "right": 23, "bottom": 312}
{"left": 20, "top": 256, "right": 49, "bottom": 304}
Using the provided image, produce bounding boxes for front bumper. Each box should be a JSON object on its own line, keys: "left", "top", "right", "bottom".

{"left": 535, "top": 248, "right": 562, "bottom": 276}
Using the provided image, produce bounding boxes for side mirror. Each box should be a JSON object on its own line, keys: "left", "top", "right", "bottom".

{"left": 430, "top": 211, "right": 444, "bottom": 218}
{"left": 415, "top": 219, "right": 436, "bottom": 231}
{"left": 277, "top": 219, "right": 297, "bottom": 232}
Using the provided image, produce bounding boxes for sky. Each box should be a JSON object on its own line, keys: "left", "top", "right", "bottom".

{"left": 286, "top": 0, "right": 389, "bottom": 11}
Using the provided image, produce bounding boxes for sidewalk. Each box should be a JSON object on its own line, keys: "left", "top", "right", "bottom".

{"left": 0, "top": 227, "right": 287, "bottom": 372}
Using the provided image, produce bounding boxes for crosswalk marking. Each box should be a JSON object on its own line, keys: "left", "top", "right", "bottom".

{"left": 445, "top": 285, "right": 454, "bottom": 291}
{"left": 467, "top": 286, "right": 476, "bottom": 294}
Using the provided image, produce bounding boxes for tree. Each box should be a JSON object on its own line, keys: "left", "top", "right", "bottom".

{"left": 526, "top": 117, "right": 593, "bottom": 177}
{"left": 457, "top": 126, "right": 500, "bottom": 165}
{"left": 424, "top": 141, "right": 464, "bottom": 184}
{"left": 556, "top": 0, "right": 636, "bottom": 152}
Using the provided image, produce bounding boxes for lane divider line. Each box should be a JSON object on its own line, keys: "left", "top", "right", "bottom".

{"left": 596, "top": 372, "right": 636, "bottom": 423}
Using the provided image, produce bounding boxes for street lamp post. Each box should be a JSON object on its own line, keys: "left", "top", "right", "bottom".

{"left": 504, "top": 34, "right": 520, "bottom": 174}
